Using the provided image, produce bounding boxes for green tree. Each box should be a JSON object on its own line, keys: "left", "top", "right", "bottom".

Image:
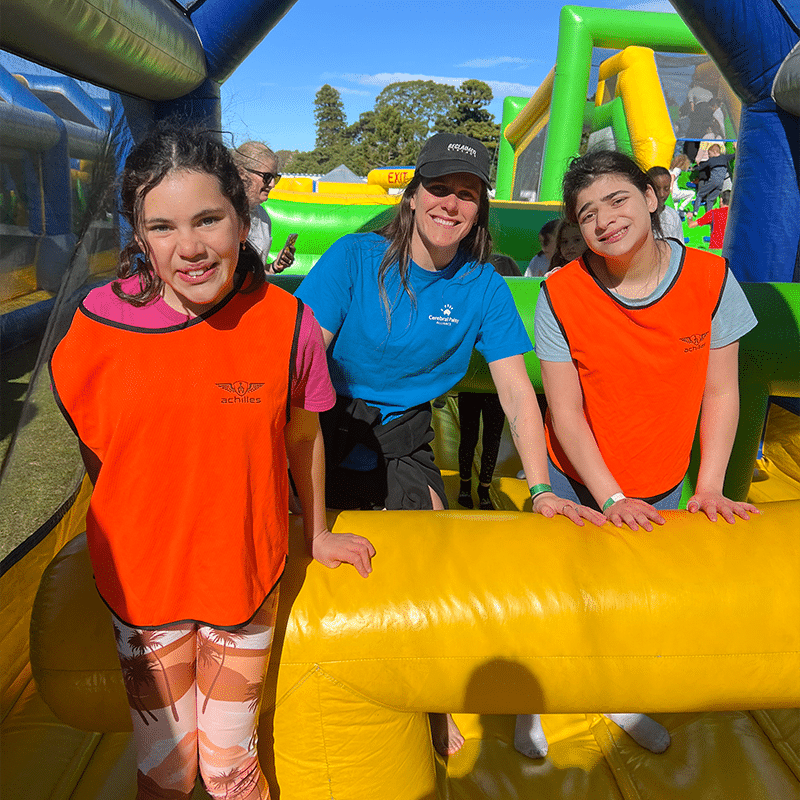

{"left": 351, "top": 106, "right": 420, "bottom": 168}
{"left": 314, "top": 84, "right": 348, "bottom": 150}
{"left": 436, "top": 79, "right": 500, "bottom": 173}
{"left": 374, "top": 80, "right": 455, "bottom": 149}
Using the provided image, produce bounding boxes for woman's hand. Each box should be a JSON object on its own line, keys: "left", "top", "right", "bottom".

{"left": 603, "top": 497, "right": 665, "bottom": 532}
{"left": 310, "top": 528, "right": 376, "bottom": 578}
{"left": 272, "top": 240, "right": 296, "bottom": 273}
{"left": 687, "top": 491, "right": 760, "bottom": 523}
{"left": 532, "top": 492, "right": 606, "bottom": 527}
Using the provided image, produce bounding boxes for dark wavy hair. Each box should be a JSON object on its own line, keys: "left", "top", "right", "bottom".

{"left": 562, "top": 149, "right": 663, "bottom": 240}
{"left": 376, "top": 173, "right": 492, "bottom": 318}
{"left": 113, "top": 123, "right": 264, "bottom": 306}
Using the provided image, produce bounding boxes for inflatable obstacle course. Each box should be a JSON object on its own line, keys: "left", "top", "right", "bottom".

{"left": 2, "top": 0, "right": 799, "bottom": 797}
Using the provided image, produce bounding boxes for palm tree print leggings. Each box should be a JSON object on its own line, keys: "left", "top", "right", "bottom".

{"left": 112, "top": 587, "right": 279, "bottom": 799}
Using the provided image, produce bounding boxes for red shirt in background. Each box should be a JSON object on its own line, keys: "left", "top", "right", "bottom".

{"left": 697, "top": 207, "right": 729, "bottom": 249}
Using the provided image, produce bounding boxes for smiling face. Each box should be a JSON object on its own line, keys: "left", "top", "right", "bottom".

{"left": 409, "top": 173, "right": 482, "bottom": 269}
{"left": 241, "top": 154, "right": 278, "bottom": 207}
{"left": 137, "top": 169, "right": 249, "bottom": 317}
{"left": 574, "top": 174, "right": 657, "bottom": 265}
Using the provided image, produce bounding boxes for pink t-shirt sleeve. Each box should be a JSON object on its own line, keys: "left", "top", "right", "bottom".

{"left": 291, "top": 305, "right": 336, "bottom": 412}
{"left": 83, "top": 277, "right": 187, "bottom": 327}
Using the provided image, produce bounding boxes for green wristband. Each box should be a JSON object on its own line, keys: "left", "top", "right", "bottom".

{"left": 529, "top": 483, "right": 552, "bottom": 500}
{"left": 602, "top": 492, "right": 626, "bottom": 511}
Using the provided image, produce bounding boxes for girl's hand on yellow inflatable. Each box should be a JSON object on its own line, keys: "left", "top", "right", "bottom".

{"left": 311, "top": 529, "right": 376, "bottom": 578}
{"left": 687, "top": 491, "right": 761, "bottom": 523}
{"left": 533, "top": 492, "right": 607, "bottom": 527}
{"left": 604, "top": 498, "right": 665, "bottom": 532}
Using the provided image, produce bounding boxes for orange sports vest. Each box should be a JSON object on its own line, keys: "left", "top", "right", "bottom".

{"left": 543, "top": 248, "right": 727, "bottom": 499}
{"left": 50, "top": 283, "right": 302, "bottom": 628}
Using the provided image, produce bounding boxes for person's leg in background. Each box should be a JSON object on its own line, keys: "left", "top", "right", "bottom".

{"left": 476, "top": 394, "right": 506, "bottom": 510}
{"left": 457, "top": 392, "right": 483, "bottom": 508}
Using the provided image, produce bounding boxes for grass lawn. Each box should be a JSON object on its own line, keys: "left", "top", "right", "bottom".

{"left": 0, "top": 338, "right": 83, "bottom": 561}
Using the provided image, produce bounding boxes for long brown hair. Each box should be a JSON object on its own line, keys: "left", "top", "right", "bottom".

{"left": 375, "top": 174, "right": 492, "bottom": 319}
{"left": 114, "top": 123, "right": 263, "bottom": 306}
{"left": 549, "top": 220, "right": 585, "bottom": 269}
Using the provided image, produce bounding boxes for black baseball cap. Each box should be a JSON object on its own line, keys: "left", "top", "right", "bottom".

{"left": 416, "top": 133, "right": 491, "bottom": 186}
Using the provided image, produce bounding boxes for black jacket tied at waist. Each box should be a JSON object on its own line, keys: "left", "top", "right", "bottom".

{"left": 320, "top": 395, "right": 447, "bottom": 511}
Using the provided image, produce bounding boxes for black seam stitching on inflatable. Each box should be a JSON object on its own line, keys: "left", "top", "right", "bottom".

{"left": 0, "top": 481, "right": 82, "bottom": 576}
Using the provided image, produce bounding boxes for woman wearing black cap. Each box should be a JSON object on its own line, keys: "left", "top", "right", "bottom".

{"left": 296, "top": 133, "right": 605, "bottom": 754}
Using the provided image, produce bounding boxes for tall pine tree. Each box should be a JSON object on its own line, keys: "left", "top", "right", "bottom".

{"left": 314, "top": 84, "right": 348, "bottom": 150}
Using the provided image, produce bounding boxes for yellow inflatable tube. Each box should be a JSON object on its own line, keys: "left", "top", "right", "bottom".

{"left": 596, "top": 46, "right": 676, "bottom": 170}
{"left": 367, "top": 167, "right": 415, "bottom": 189}
{"left": 30, "top": 503, "right": 800, "bottom": 798}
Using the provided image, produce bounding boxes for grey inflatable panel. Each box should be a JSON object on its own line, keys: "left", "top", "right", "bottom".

{"left": 772, "top": 40, "right": 800, "bottom": 117}
{"left": 0, "top": 0, "right": 207, "bottom": 101}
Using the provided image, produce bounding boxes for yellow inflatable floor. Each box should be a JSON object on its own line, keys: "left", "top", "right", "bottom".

{"left": 3, "top": 400, "right": 799, "bottom": 800}
{"left": 430, "top": 397, "right": 800, "bottom": 800}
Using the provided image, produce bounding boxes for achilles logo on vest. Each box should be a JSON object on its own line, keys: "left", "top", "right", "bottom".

{"left": 217, "top": 381, "right": 263, "bottom": 404}
{"left": 429, "top": 303, "right": 460, "bottom": 326}
{"left": 680, "top": 332, "right": 709, "bottom": 352}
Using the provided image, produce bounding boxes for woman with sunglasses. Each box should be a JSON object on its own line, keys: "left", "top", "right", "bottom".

{"left": 233, "top": 141, "right": 295, "bottom": 273}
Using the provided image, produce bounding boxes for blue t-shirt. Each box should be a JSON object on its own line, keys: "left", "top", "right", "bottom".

{"left": 296, "top": 232, "right": 532, "bottom": 420}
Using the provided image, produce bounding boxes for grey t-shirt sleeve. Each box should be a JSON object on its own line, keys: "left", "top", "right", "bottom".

{"left": 533, "top": 287, "right": 572, "bottom": 362}
{"left": 710, "top": 268, "right": 758, "bottom": 348}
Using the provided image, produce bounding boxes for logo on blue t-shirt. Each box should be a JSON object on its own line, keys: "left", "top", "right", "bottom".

{"left": 429, "top": 304, "right": 460, "bottom": 326}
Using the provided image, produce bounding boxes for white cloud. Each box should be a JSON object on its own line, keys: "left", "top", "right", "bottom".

{"left": 334, "top": 86, "right": 373, "bottom": 97}
{"left": 624, "top": 1, "right": 678, "bottom": 12}
{"left": 456, "top": 56, "right": 534, "bottom": 69}
{"left": 326, "top": 71, "right": 457, "bottom": 88}
{"left": 488, "top": 80, "right": 540, "bottom": 98}
{"left": 325, "top": 71, "right": 539, "bottom": 99}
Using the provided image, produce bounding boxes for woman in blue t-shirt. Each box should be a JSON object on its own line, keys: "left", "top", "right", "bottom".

{"left": 296, "top": 133, "right": 605, "bottom": 756}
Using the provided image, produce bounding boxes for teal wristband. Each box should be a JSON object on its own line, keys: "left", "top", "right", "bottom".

{"left": 529, "top": 483, "right": 552, "bottom": 500}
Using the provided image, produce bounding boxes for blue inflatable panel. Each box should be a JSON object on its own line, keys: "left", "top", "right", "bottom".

{"left": 190, "top": 0, "right": 299, "bottom": 83}
{"left": 670, "top": 0, "right": 800, "bottom": 283}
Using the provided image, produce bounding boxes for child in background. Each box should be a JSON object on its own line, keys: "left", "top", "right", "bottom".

{"left": 695, "top": 124, "right": 723, "bottom": 163}
{"left": 688, "top": 189, "right": 731, "bottom": 249}
{"left": 50, "top": 125, "right": 375, "bottom": 800}
{"left": 549, "top": 219, "right": 587, "bottom": 270}
{"left": 691, "top": 143, "right": 735, "bottom": 217}
{"left": 525, "top": 218, "right": 560, "bottom": 277}
{"left": 517, "top": 148, "right": 759, "bottom": 762}
{"left": 647, "top": 166, "right": 684, "bottom": 241}
{"left": 668, "top": 154, "right": 696, "bottom": 213}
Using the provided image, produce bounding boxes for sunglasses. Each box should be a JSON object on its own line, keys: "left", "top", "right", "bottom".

{"left": 245, "top": 168, "right": 281, "bottom": 186}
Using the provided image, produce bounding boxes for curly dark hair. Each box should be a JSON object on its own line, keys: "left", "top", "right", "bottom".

{"left": 113, "top": 122, "right": 263, "bottom": 306}
{"left": 562, "top": 149, "right": 663, "bottom": 239}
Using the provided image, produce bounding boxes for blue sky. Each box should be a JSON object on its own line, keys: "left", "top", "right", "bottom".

{"left": 221, "top": 0, "right": 678, "bottom": 153}
{"left": 0, "top": 0, "right": 677, "bottom": 154}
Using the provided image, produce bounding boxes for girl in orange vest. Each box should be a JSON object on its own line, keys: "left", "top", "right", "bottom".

{"left": 516, "top": 149, "right": 759, "bottom": 760}
{"left": 50, "top": 125, "right": 374, "bottom": 800}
